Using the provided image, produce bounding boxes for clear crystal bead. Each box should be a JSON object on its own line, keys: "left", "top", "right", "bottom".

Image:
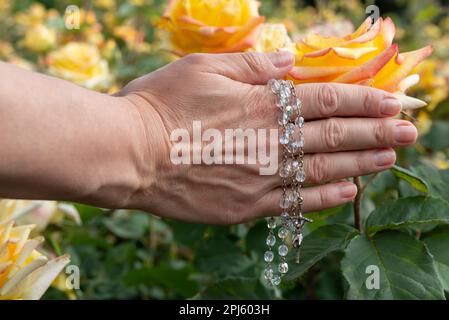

{"left": 279, "top": 133, "right": 289, "bottom": 145}
{"left": 292, "top": 98, "right": 302, "bottom": 110}
{"left": 264, "top": 267, "right": 274, "bottom": 280}
{"left": 278, "top": 113, "right": 289, "bottom": 125}
{"left": 290, "top": 160, "right": 300, "bottom": 171}
{"left": 278, "top": 227, "right": 289, "bottom": 239}
{"left": 284, "top": 105, "right": 293, "bottom": 117}
{"left": 278, "top": 244, "right": 289, "bottom": 257}
{"left": 285, "top": 123, "right": 295, "bottom": 134}
{"left": 279, "top": 86, "right": 291, "bottom": 99}
{"left": 296, "top": 170, "right": 306, "bottom": 183}
{"left": 280, "top": 96, "right": 288, "bottom": 107}
{"left": 271, "top": 274, "right": 281, "bottom": 286}
{"left": 264, "top": 250, "right": 274, "bottom": 263}
{"left": 266, "top": 234, "right": 276, "bottom": 247}
{"left": 280, "top": 211, "right": 290, "bottom": 220}
{"left": 279, "top": 195, "right": 292, "bottom": 209}
{"left": 279, "top": 163, "right": 291, "bottom": 178}
{"left": 291, "top": 190, "right": 300, "bottom": 201}
{"left": 296, "top": 116, "right": 305, "bottom": 128}
{"left": 278, "top": 262, "right": 289, "bottom": 274}
{"left": 267, "top": 218, "right": 276, "bottom": 229}
{"left": 268, "top": 79, "right": 280, "bottom": 93}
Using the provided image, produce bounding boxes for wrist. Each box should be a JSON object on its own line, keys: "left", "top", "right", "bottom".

{"left": 95, "top": 92, "right": 169, "bottom": 211}
{"left": 74, "top": 93, "right": 157, "bottom": 209}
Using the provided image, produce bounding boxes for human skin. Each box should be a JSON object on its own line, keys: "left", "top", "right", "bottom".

{"left": 0, "top": 51, "right": 417, "bottom": 224}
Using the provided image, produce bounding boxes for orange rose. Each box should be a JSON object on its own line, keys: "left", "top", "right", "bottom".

{"left": 289, "top": 17, "right": 432, "bottom": 107}
{"left": 158, "top": 0, "right": 265, "bottom": 55}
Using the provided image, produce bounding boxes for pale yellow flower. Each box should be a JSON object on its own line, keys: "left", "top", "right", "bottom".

{"left": 94, "top": 0, "right": 116, "bottom": 9}
{"left": 0, "top": 41, "right": 14, "bottom": 59}
{"left": 0, "top": 222, "right": 70, "bottom": 300}
{"left": 253, "top": 23, "right": 294, "bottom": 53}
{"left": 46, "top": 42, "right": 112, "bottom": 90}
{"left": 158, "top": 0, "right": 265, "bottom": 55}
{"left": 14, "top": 3, "right": 47, "bottom": 27}
{"left": 0, "top": 200, "right": 80, "bottom": 234}
{"left": 22, "top": 25, "right": 57, "bottom": 53}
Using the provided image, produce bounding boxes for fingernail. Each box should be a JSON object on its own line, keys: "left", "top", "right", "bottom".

{"left": 394, "top": 122, "right": 418, "bottom": 144}
{"left": 373, "top": 149, "right": 396, "bottom": 166}
{"left": 267, "top": 51, "right": 294, "bottom": 68}
{"left": 339, "top": 183, "right": 357, "bottom": 199}
{"left": 380, "top": 98, "right": 402, "bottom": 116}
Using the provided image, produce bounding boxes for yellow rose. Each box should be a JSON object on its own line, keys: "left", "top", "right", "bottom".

{"left": 14, "top": 3, "right": 47, "bottom": 27}
{"left": 158, "top": 0, "right": 265, "bottom": 55}
{"left": 0, "top": 200, "right": 81, "bottom": 234}
{"left": 289, "top": 17, "right": 432, "bottom": 108}
{"left": 0, "top": 221, "right": 70, "bottom": 300}
{"left": 46, "top": 42, "right": 112, "bottom": 90}
{"left": 252, "top": 23, "right": 294, "bottom": 53}
{"left": 22, "top": 25, "right": 57, "bottom": 53}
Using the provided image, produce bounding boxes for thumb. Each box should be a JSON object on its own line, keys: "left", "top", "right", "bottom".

{"left": 208, "top": 51, "right": 295, "bottom": 84}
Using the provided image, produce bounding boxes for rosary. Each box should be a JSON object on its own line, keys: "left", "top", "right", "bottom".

{"left": 263, "top": 79, "right": 312, "bottom": 286}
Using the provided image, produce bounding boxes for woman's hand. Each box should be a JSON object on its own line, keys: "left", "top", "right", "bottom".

{"left": 117, "top": 51, "right": 417, "bottom": 224}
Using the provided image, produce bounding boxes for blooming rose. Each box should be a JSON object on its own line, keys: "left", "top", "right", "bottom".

{"left": 46, "top": 42, "right": 111, "bottom": 90}
{"left": 0, "top": 200, "right": 80, "bottom": 233}
{"left": 253, "top": 23, "right": 294, "bottom": 53}
{"left": 22, "top": 24, "right": 56, "bottom": 53}
{"left": 0, "top": 221, "right": 70, "bottom": 299}
{"left": 289, "top": 17, "right": 432, "bottom": 108}
{"left": 158, "top": 0, "right": 265, "bottom": 55}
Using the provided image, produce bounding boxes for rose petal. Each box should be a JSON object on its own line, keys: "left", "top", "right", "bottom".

{"left": 333, "top": 44, "right": 398, "bottom": 83}
{"left": 289, "top": 66, "right": 355, "bottom": 80}
{"left": 398, "top": 74, "right": 420, "bottom": 92}
{"left": 393, "top": 92, "right": 428, "bottom": 110}
{"left": 374, "top": 45, "right": 432, "bottom": 92}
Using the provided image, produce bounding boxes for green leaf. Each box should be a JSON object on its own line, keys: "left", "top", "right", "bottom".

{"left": 422, "top": 227, "right": 449, "bottom": 291}
{"left": 171, "top": 221, "right": 207, "bottom": 247}
{"left": 421, "top": 121, "right": 449, "bottom": 150}
{"left": 103, "top": 211, "right": 149, "bottom": 240}
{"left": 366, "top": 196, "right": 449, "bottom": 235}
{"left": 196, "top": 235, "right": 253, "bottom": 277}
{"left": 410, "top": 165, "right": 449, "bottom": 202}
{"left": 74, "top": 203, "right": 105, "bottom": 222}
{"left": 391, "top": 165, "right": 429, "bottom": 193}
{"left": 341, "top": 231, "right": 444, "bottom": 299}
{"left": 285, "top": 224, "right": 358, "bottom": 280}
{"left": 124, "top": 263, "right": 199, "bottom": 298}
{"left": 194, "top": 276, "right": 273, "bottom": 299}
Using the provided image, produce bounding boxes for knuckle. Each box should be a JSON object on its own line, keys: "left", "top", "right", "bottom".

{"left": 308, "top": 154, "right": 328, "bottom": 183}
{"left": 355, "top": 152, "right": 367, "bottom": 173}
{"left": 318, "top": 186, "right": 329, "bottom": 207}
{"left": 362, "top": 89, "right": 376, "bottom": 114}
{"left": 323, "top": 118, "right": 345, "bottom": 150}
{"left": 184, "top": 53, "right": 208, "bottom": 65}
{"left": 242, "top": 52, "right": 267, "bottom": 75}
{"left": 374, "top": 120, "right": 386, "bottom": 144}
{"left": 316, "top": 83, "right": 339, "bottom": 116}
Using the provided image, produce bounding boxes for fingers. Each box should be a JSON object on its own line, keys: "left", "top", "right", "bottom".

{"left": 302, "top": 148, "right": 396, "bottom": 184}
{"left": 264, "top": 148, "right": 396, "bottom": 189}
{"left": 193, "top": 51, "right": 294, "bottom": 85}
{"left": 302, "top": 118, "right": 417, "bottom": 153}
{"left": 296, "top": 83, "right": 402, "bottom": 119}
{"left": 253, "top": 181, "right": 357, "bottom": 218}
{"left": 246, "top": 83, "right": 402, "bottom": 124}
